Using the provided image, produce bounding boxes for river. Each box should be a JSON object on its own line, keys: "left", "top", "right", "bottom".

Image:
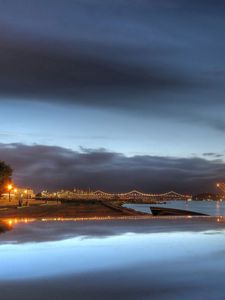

{"left": 124, "top": 200, "right": 225, "bottom": 216}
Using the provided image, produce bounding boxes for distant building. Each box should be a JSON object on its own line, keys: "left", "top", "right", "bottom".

{"left": 1, "top": 187, "right": 35, "bottom": 201}
{"left": 192, "top": 193, "right": 224, "bottom": 201}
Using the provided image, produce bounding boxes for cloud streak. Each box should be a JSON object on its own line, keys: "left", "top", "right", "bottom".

{"left": 0, "top": 143, "right": 223, "bottom": 193}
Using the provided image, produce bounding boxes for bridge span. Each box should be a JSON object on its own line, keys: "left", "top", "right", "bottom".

{"left": 41, "top": 190, "right": 191, "bottom": 201}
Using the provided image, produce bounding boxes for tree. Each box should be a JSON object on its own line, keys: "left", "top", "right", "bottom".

{"left": 0, "top": 161, "right": 13, "bottom": 195}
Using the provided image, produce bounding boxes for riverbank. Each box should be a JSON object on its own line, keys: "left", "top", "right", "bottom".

{"left": 0, "top": 201, "right": 146, "bottom": 219}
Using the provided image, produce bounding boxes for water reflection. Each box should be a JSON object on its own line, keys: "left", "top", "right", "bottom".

{"left": 0, "top": 221, "right": 12, "bottom": 234}
{"left": 2, "top": 217, "right": 225, "bottom": 244}
{"left": 1, "top": 219, "right": 225, "bottom": 299}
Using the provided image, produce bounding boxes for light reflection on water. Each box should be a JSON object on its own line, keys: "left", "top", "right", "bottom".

{"left": 1, "top": 220, "right": 225, "bottom": 300}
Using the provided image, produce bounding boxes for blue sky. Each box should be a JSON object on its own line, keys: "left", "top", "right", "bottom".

{"left": 1, "top": 100, "right": 224, "bottom": 158}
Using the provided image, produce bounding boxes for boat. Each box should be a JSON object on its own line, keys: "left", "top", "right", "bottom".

{"left": 150, "top": 206, "right": 208, "bottom": 216}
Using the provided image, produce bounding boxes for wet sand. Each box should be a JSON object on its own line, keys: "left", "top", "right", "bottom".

{"left": 0, "top": 201, "right": 145, "bottom": 219}
{"left": 0, "top": 217, "right": 224, "bottom": 243}
{"left": 1, "top": 218, "right": 225, "bottom": 300}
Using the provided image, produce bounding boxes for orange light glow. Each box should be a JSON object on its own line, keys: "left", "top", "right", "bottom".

{"left": 7, "top": 184, "right": 13, "bottom": 191}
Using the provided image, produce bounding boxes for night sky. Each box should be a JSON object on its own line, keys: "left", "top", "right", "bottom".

{"left": 0, "top": 0, "right": 225, "bottom": 193}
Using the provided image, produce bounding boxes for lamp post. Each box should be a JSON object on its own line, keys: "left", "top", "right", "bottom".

{"left": 24, "top": 189, "right": 28, "bottom": 205}
{"left": 7, "top": 184, "right": 13, "bottom": 202}
{"left": 14, "top": 188, "right": 18, "bottom": 203}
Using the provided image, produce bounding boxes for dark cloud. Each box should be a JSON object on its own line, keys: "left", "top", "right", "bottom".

{"left": 0, "top": 33, "right": 195, "bottom": 109}
{"left": 203, "top": 153, "right": 224, "bottom": 158}
{"left": 0, "top": 143, "right": 224, "bottom": 193}
{"left": 0, "top": 1, "right": 224, "bottom": 116}
{"left": 0, "top": 0, "right": 224, "bottom": 135}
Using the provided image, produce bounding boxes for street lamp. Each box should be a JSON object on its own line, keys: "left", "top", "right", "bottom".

{"left": 14, "top": 188, "right": 17, "bottom": 197}
{"left": 7, "top": 184, "right": 13, "bottom": 202}
{"left": 24, "top": 189, "right": 29, "bottom": 205}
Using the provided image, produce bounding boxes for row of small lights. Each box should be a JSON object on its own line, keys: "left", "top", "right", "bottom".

{"left": 4, "top": 215, "right": 225, "bottom": 224}
{"left": 7, "top": 182, "right": 223, "bottom": 194}
{"left": 7, "top": 184, "right": 28, "bottom": 194}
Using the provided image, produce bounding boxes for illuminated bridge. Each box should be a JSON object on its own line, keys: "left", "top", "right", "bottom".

{"left": 42, "top": 190, "right": 191, "bottom": 201}
{"left": 217, "top": 182, "right": 225, "bottom": 194}
{"left": 94, "top": 190, "right": 191, "bottom": 201}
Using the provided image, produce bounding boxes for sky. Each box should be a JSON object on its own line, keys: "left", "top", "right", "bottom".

{"left": 0, "top": 0, "right": 225, "bottom": 193}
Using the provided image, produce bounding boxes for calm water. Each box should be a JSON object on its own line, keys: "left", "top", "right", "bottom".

{"left": 124, "top": 200, "right": 225, "bottom": 216}
{"left": 1, "top": 219, "right": 225, "bottom": 299}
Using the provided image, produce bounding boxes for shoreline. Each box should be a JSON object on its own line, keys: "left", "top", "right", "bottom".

{"left": 0, "top": 200, "right": 147, "bottom": 219}
{"left": 1, "top": 200, "right": 225, "bottom": 222}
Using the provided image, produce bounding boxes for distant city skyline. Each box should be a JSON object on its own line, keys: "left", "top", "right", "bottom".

{"left": 0, "top": 1, "right": 225, "bottom": 192}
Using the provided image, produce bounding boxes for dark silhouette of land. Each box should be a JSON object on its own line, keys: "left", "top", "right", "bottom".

{"left": 0, "top": 200, "right": 146, "bottom": 219}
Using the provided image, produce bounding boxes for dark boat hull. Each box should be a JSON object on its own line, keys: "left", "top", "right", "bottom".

{"left": 150, "top": 206, "right": 208, "bottom": 216}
